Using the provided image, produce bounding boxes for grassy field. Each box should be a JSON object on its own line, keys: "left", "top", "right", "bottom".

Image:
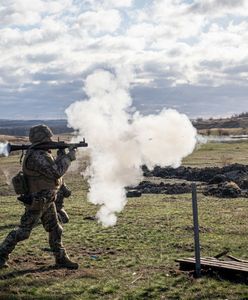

{"left": 0, "top": 141, "right": 248, "bottom": 299}
{"left": 184, "top": 140, "right": 248, "bottom": 167}
{"left": 198, "top": 128, "right": 248, "bottom": 136}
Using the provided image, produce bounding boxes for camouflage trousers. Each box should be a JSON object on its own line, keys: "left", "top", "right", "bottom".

{"left": 0, "top": 191, "right": 66, "bottom": 261}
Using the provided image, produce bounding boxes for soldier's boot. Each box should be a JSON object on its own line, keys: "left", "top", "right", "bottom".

{"left": 0, "top": 230, "right": 22, "bottom": 269}
{"left": 57, "top": 209, "right": 69, "bottom": 224}
{"left": 0, "top": 254, "right": 9, "bottom": 269}
{"left": 55, "top": 250, "right": 78, "bottom": 270}
{"left": 56, "top": 255, "right": 79, "bottom": 270}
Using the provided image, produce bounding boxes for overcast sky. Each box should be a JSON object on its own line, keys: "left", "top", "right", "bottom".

{"left": 0, "top": 0, "right": 247, "bottom": 119}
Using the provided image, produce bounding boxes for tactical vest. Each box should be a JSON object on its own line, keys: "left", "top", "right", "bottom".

{"left": 23, "top": 150, "right": 61, "bottom": 193}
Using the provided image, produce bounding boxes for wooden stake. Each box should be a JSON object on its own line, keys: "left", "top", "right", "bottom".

{"left": 192, "top": 183, "right": 201, "bottom": 277}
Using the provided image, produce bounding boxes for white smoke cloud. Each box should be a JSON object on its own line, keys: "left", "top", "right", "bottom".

{"left": 0, "top": 143, "right": 9, "bottom": 157}
{"left": 66, "top": 69, "right": 197, "bottom": 227}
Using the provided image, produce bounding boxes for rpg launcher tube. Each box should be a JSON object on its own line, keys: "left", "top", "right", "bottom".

{"left": 7, "top": 139, "right": 88, "bottom": 154}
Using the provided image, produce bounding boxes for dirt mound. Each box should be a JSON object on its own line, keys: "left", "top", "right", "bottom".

{"left": 129, "top": 181, "right": 192, "bottom": 195}
{"left": 144, "top": 163, "right": 248, "bottom": 184}
{"left": 142, "top": 164, "right": 248, "bottom": 198}
{"left": 203, "top": 181, "right": 242, "bottom": 198}
{"left": 126, "top": 190, "right": 142, "bottom": 198}
{"left": 144, "top": 164, "right": 248, "bottom": 188}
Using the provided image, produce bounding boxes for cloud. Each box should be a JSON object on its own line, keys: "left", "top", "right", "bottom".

{"left": 0, "top": 0, "right": 73, "bottom": 26}
{"left": 77, "top": 9, "right": 122, "bottom": 34}
{"left": 134, "top": 1, "right": 204, "bottom": 40}
{"left": 132, "top": 83, "right": 248, "bottom": 118}
{"left": 188, "top": 0, "right": 248, "bottom": 16}
{"left": 85, "top": 0, "right": 133, "bottom": 9}
{"left": 26, "top": 53, "right": 58, "bottom": 63}
{"left": 0, "top": 0, "right": 247, "bottom": 118}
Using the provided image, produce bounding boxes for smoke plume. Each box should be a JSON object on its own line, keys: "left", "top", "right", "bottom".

{"left": 0, "top": 143, "right": 9, "bottom": 156}
{"left": 66, "top": 69, "right": 197, "bottom": 227}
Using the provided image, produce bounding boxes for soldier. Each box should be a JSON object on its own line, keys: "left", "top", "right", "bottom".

{"left": 0, "top": 125, "right": 78, "bottom": 269}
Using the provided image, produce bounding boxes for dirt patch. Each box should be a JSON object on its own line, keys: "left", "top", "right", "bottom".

{"left": 0, "top": 265, "right": 95, "bottom": 281}
{"left": 1, "top": 253, "right": 96, "bottom": 281}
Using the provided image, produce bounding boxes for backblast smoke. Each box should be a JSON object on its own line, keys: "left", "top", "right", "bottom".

{"left": 0, "top": 143, "right": 9, "bottom": 157}
{"left": 66, "top": 69, "right": 197, "bottom": 227}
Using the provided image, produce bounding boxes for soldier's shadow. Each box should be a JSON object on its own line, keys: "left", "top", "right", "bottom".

{"left": 0, "top": 265, "right": 57, "bottom": 280}
{"left": 0, "top": 224, "right": 19, "bottom": 231}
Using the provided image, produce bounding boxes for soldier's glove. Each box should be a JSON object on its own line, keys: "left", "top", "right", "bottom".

{"left": 17, "top": 194, "right": 33, "bottom": 205}
{"left": 57, "top": 149, "right": 66, "bottom": 157}
{"left": 67, "top": 148, "right": 76, "bottom": 161}
{"left": 60, "top": 183, "right": 71, "bottom": 198}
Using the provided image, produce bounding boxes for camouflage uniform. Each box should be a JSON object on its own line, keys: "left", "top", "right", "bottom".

{"left": 0, "top": 125, "right": 78, "bottom": 269}
{"left": 55, "top": 183, "right": 71, "bottom": 224}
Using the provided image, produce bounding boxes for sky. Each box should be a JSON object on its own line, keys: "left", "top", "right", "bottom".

{"left": 0, "top": 0, "right": 248, "bottom": 119}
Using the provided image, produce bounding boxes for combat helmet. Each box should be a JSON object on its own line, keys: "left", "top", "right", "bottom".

{"left": 29, "top": 124, "right": 53, "bottom": 144}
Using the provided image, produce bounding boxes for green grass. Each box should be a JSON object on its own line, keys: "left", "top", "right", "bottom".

{"left": 183, "top": 141, "right": 248, "bottom": 167}
{"left": 0, "top": 142, "right": 248, "bottom": 299}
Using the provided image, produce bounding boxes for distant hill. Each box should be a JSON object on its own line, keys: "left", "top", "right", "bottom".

{"left": 1, "top": 113, "right": 248, "bottom": 137}
{"left": 193, "top": 113, "right": 248, "bottom": 130}
{"left": 0, "top": 119, "right": 73, "bottom": 136}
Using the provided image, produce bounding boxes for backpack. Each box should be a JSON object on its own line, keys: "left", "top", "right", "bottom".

{"left": 12, "top": 171, "right": 29, "bottom": 195}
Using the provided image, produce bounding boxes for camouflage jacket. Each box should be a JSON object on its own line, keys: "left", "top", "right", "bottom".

{"left": 23, "top": 150, "right": 72, "bottom": 193}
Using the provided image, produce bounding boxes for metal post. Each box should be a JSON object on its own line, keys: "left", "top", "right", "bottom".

{"left": 192, "top": 183, "right": 201, "bottom": 277}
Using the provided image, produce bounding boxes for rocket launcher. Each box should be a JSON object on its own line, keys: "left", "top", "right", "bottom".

{"left": 7, "top": 139, "right": 88, "bottom": 154}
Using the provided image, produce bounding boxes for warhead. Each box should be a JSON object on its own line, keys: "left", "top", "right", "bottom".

{"left": 0, "top": 143, "right": 9, "bottom": 157}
